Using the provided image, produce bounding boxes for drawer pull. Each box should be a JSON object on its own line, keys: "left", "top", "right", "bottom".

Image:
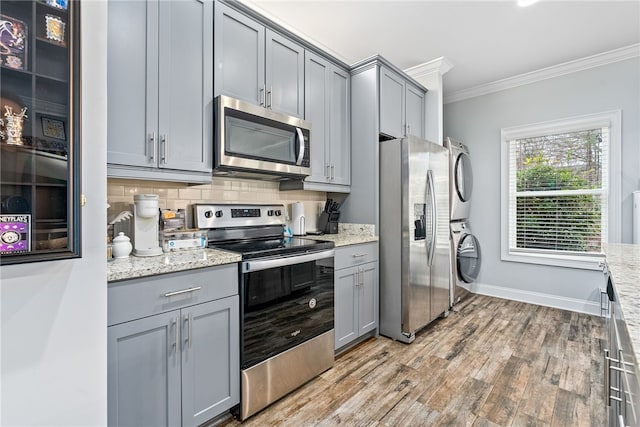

{"left": 352, "top": 253, "right": 367, "bottom": 258}
{"left": 164, "top": 286, "right": 202, "bottom": 298}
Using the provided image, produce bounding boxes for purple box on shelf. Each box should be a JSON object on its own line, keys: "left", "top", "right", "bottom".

{"left": 0, "top": 214, "right": 31, "bottom": 254}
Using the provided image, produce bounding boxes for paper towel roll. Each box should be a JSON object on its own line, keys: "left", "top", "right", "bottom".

{"left": 291, "top": 202, "right": 306, "bottom": 236}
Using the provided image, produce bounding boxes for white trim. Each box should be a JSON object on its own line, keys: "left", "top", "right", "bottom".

{"left": 467, "top": 282, "right": 602, "bottom": 316}
{"left": 500, "top": 110, "right": 622, "bottom": 268}
{"left": 404, "top": 56, "right": 454, "bottom": 79}
{"left": 445, "top": 43, "right": 640, "bottom": 104}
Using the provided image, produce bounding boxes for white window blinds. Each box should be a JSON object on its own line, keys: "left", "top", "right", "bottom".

{"left": 507, "top": 127, "right": 609, "bottom": 256}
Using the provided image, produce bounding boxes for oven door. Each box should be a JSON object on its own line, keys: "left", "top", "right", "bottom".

{"left": 240, "top": 249, "right": 334, "bottom": 369}
{"left": 215, "top": 95, "right": 311, "bottom": 179}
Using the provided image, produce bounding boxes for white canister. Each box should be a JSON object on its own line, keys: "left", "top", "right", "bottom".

{"left": 291, "top": 202, "right": 306, "bottom": 236}
{"left": 112, "top": 232, "right": 133, "bottom": 259}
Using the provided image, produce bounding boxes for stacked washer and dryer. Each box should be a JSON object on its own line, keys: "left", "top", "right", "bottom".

{"left": 444, "top": 137, "right": 481, "bottom": 306}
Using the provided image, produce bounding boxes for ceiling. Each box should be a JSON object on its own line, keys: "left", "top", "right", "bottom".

{"left": 242, "top": 0, "right": 640, "bottom": 97}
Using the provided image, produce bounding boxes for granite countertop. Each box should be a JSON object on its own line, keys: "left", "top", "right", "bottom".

{"left": 603, "top": 243, "right": 640, "bottom": 370}
{"left": 107, "top": 224, "right": 377, "bottom": 282}
{"left": 108, "top": 248, "right": 241, "bottom": 282}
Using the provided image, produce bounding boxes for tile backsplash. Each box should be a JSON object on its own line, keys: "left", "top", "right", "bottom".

{"left": 107, "top": 177, "right": 327, "bottom": 231}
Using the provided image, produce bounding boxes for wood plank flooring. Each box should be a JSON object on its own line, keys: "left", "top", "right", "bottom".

{"left": 220, "top": 294, "right": 606, "bottom": 427}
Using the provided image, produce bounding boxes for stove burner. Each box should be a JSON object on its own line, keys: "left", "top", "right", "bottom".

{"left": 209, "top": 237, "right": 334, "bottom": 259}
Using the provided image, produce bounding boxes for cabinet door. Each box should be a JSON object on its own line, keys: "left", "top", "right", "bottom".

{"left": 304, "top": 51, "right": 330, "bottom": 184}
{"left": 214, "top": 3, "right": 265, "bottom": 105}
{"left": 405, "top": 83, "right": 425, "bottom": 139}
{"left": 335, "top": 267, "right": 358, "bottom": 350}
{"left": 329, "top": 66, "right": 351, "bottom": 186}
{"left": 107, "top": 0, "right": 158, "bottom": 167}
{"left": 379, "top": 66, "right": 405, "bottom": 138}
{"left": 358, "top": 261, "right": 379, "bottom": 335}
{"left": 181, "top": 296, "right": 240, "bottom": 427}
{"left": 158, "top": 0, "right": 213, "bottom": 173}
{"left": 108, "top": 311, "right": 181, "bottom": 427}
{"left": 266, "top": 29, "right": 305, "bottom": 118}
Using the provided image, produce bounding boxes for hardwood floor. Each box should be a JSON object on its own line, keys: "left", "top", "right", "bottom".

{"left": 221, "top": 294, "right": 606, "bottom": 427}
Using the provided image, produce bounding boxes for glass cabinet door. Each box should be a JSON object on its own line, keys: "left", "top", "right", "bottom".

{"left": 0, "top": 0, "right": 80, "bottom": 264}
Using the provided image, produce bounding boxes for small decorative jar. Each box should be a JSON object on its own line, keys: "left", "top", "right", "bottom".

{"left": 112, "top": 232, "right": 133, "bottom": 259}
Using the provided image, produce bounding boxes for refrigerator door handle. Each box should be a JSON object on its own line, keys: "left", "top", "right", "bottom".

{"left": 426, "top": 169, "right": 436, "bottom": 267}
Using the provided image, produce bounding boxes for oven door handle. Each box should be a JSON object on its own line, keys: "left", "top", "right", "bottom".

{"left": 242, "top": 249, "right": 335, "bottom": 273}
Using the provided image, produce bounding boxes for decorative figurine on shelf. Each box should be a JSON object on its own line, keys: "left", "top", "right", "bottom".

{"left": 1, "top": 105, "right": 28, "bottom": 145}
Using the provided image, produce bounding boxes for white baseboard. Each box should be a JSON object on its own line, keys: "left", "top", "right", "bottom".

{"left": 465, "top": 282, "right": 602, "bottom": 317}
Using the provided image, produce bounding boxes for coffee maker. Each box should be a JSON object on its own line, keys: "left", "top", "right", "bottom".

{"left": 132, "top": 194, "right": 162, "bottom": 256}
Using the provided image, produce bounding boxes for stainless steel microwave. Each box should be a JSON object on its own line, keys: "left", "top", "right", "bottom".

{"left": 214, "top": 95, "right": 311, "bottom": 180}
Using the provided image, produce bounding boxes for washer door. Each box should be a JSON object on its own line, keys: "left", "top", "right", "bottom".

{"left": 454, "top": 152, "right": 473, "bottom": 202}
{"left": 457, "top": 233, "right": 481, "bottom": 283}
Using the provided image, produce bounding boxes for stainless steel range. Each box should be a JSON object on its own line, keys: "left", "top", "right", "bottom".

{"left": 194, "top": 203, "right": 335, "bottom": 420}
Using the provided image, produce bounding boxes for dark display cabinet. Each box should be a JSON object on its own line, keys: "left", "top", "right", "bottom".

{"left": 0, "top": 0, "right": 80, "bottom": 264}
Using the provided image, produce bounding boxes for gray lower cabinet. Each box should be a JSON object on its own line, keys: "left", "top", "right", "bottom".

{"left": 108, "top": 265, "right": 239, "bottom": 427}
{"left": 334, "top": 243, "right": 379, "bottom": 351}
{"left": 107, "top": 0, "right": 213, "bottom": 183}
{"left": 379, "top": 64, "right": 426, "bottom": 139}
{"left": 214, "top": 2, "right": 304, "bottom": 118}
{"left": 281, "top": 51, "right": 350, "bottom": 192}
{"left": 605, "top": 273, "right": 640, "bottom": 427}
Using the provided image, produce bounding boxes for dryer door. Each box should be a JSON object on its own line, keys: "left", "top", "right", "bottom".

{"left": 457, "top": 233, "right": 481, "bottom": 283}
{"left": 454, "top": 152, "right": 473, "bottom": 203}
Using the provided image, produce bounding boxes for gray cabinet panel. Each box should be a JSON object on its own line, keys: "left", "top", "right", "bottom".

{"left": 214, "top": 2, "right": 265, "bottom": 105}
{"left": 379, "top": 66, "right": 405, "bottom": 138}
{"left": 107, "top": 311, "right": 181, "bottom": 427}
{"left": 405, "top": 83, "right": 425, "bottom": 139}
{"left": 330, "top": 67, "right": 351, "bottom": 186}
{"left": 358, "top": 262, "right": 378, "bottom": 335}
{"left": 107, "top": 0, "right": 156, "bottom": 167}
{"left": 304, "top": 52, "right": 330, "bottom": 184}
{"left": 159, "top": 0, "right": 213, "bottom": 173}
{"left": 335, "top": 267, "right": 358, "bottom": 349}
{"left": 266, "top": 29, "right": 304, "bottom": 118}
{"left": 182, "top": 296, "right": 240, "bottom": 427}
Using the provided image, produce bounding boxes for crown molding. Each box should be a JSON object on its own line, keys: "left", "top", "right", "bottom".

{"left": 444, "top": 43, "right": 640, "bottom": 104}
{"left": 404, "top": 56, "right": 454, "bottom": 79}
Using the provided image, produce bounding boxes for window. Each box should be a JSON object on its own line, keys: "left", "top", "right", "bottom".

{"left": 501, "top": 111, "right": 621, "bottom": 270}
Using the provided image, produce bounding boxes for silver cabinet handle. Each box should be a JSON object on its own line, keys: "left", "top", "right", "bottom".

{"left": 267, "top": 86, "right": 273, "bottom": 108}
{"left": 326, "top": 164, "right": 331, "bottom": 180}
{"left": 407, "top": 123, "right": 411, "bottom": 135}
{"left": 331, "top": 164, "right": 335, "bottom": 181}
{"left": 352, "top": 253, "right": 367, "bottom": 258}
{"left": 295, "top": 127, "right": 305, "bottom": 166}
{"left": 355, "top": 270, "right": 360, "bottom": 288}
{"left": 163, "top": 286, "right": 202, "bottom": 297}
{"left": 171, "top": 317, "right": 178, "bottom": 353}
{"left": 359, "top": 268, "right": 364, "bottom": 287}
{"left": 259, "top": 85, "right": 266, "bottom": 106}
{"left": 161, "top": 134, "right": 167, "bottom": 164}
{"left": 183, "top": 313, "right": 193, "bottom": 350}
{"left": 188, "top": 313, "right": 193, "bottom": 349}
{"left": 149, "top": 132, "right": 156, "bottom": 161}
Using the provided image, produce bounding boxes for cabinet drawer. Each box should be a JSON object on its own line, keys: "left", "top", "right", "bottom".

{"left": 108, "top": 264, "right": 238, "bottom": 326}
{"left": 335, "top": 242, "right": 378, "bottom": 270}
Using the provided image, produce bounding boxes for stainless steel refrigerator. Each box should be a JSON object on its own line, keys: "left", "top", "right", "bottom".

{"left": 379, "top": 136, "right": 450, "bottom": 343}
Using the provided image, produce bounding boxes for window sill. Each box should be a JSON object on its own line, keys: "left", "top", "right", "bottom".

{"left": 502, "top": 251, "right": 605, "bottom": 271}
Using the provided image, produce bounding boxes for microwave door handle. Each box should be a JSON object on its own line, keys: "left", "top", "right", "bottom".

{"left": 295, "top": 127, "right": 305, "bottom": 166}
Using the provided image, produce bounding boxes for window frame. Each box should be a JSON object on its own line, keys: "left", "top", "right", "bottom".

{"left": 500, "top": 110, "right": 621, "bottom": 270}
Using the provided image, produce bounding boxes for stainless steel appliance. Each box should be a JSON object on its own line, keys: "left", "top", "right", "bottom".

{"left": 379, "top": 136, "right": 450, "bottom": 343}
{"left": 194, "top": 204, "right": 335, "bottom": 420}
{"left": 450, "top": 221, "right": 480, "bottom": 303}
{"left": 214, "top": 95, "right": 311, "bottom": 180}
{"left": 444, "top": 137, "right": 473, "bottom": 221}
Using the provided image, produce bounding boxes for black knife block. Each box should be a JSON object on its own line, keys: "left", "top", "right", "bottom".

{"left": 318, "top": 212, "right": 339, "bottom": 234}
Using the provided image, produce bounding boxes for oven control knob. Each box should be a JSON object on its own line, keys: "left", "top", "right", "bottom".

{"left": 267, "top": 210, "right": 274, "bottom": 216}
{"left": 275, "top": 210, "right": 282, "bottom": 216}
{"left": 204, "top": 210, "right": 214, "bottom": 218}
{"left": 215, "top": 210, "right": 223, "bottom": 218}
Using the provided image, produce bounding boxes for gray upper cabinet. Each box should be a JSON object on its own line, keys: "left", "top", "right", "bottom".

{"left": 379, "top": 65, "right": 425, "bottom": 139}
{"left": 107, "top": 0, "right": 213, "bottom": 183}
{"left": 214, "top": 2, "right": 304, "bottom": 118}
{"left": 281, "top": 51, "right": 350, "bottom": 192}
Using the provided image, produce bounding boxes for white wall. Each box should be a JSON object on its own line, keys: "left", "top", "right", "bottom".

{"left": 444, "top": 57, "right": 640, "bottom": 314}
{"left": 1, "top": 2, "right": 108, "bottom": 425}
